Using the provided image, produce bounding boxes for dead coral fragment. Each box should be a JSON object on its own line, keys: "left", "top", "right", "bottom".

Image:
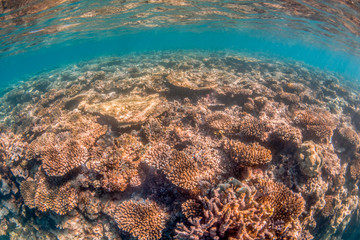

{"left": 80, "top": 94, "right": 167, "bottom": 127}
{"left": 167, "top": 70, "right": 218, "bottom": 91}
{"left": 294, "top": 110, "right": 337, "bottom": 140}
{"left": 41, "top": 139, "right": 88, "bottom": 177}
{"left": 226, "top": 140, "right": 272, "bottom": 167}
{"left": 114, "top": 199, "right": 166, "bottom": 240}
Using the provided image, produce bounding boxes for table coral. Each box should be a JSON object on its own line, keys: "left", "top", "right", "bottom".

{"left": 21, "top": 171, "right": 78, "bottom": 215}
{"left": 79, "top": 94, "right": 167, "bottom": 127}
{"left": 225, "top": 140, "right": 272, "bottom": 167}
{"left": 41, "top": 138, "right": 88, "bottom": 177}
{"left": 294, "top": 109, "right": 337, "bottom": 141}
{"left": 113, "top": 199, "right": 166, "bottom": 240}
{"left": 163, "top": 150, "right": 200, "bottom": 191}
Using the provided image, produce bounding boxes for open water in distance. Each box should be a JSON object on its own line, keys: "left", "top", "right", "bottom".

{"left": 0, "top": 1, "right": 360, "bottom": 240}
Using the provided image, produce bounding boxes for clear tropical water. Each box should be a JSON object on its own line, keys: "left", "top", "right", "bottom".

{"left": 1, "top": 1, "right": 360, "bottom": 240}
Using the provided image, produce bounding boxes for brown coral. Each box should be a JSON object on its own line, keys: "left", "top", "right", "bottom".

{"left": 21, "top": 171, "right": 78, "bottom": 215}
{"left": 20, "top": 178, "right": 36, "bottom": 209}
{"left": 176, "top": 178, "right": 304, "bottom": 240}
{"left": 34, "top": 171, "right": 78, "bottom": 215}
{"left": 88, "top": 134, "right": 144, "bottom": 192}
{"left": 163, "top": 150, "right": 200, "bottom": 191}
{"left": 294, "top": 110, "right": 337, "bottom": 141}
{"left": 41, "top": 139, "right": 88, "bottom": 177}
{"left": 141, "top": 142, "right": 172, "bottom": 170}
{"left": 235, "top": 115, "right": 270, "bottom": 141}
{"left": 114, "top": 199, "right": 166, "bottom": 240}
{"left": 205, "top": 111, "right": 236, "bottom": 133}
{"left": 254, "top": 179, "right": 305, "bottom": 225}
{"left": 226, "top": 140, "right": 272, "bottom": 167}
{"left": 181, "top": 199, "right": 203, "bottom": 219}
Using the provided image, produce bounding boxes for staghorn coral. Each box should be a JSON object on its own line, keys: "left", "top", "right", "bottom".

{"left": 294, "top": 109, "right": 337, "bottom": 141}
{"left": 176, "top": 178, "right": 305, "bottom": 239}
{"left": 225, "top": 140, "right": 272, "bottom": 167}
{"left": 163, "top": 150, "right": 200, "bottom": 191}
{"left": 113, "top": 199, "right": 166, "bottom": 240}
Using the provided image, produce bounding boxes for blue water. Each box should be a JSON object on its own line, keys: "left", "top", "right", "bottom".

{"left": 1, "top": 27, "right": 360, "bottom": 90}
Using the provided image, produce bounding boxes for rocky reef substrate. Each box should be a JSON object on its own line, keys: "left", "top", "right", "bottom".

{"left": 0, "top": 51, "right": 360, "bottom": 240}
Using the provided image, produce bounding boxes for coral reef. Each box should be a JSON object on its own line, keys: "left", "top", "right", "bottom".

{"left": 0, "top": 51, "right": 359, "bottom": 239}
{"left": 113, "top": 199, "right": 166, "bottom": 240}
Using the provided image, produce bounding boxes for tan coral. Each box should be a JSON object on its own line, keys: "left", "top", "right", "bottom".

{"left": 79, "top": 94, "right": 167, "bottom": 128}
{"left": 114, "top": 199, "right": 166, "bottom": 240}
{"left": 226, "top": 140, "right": 272, "bottom": 167}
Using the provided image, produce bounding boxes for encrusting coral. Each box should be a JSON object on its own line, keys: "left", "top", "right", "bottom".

{"left": 113, "top": 199, "right": 166, "bottom": 240}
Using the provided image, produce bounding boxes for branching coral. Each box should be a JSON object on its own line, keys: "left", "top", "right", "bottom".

{"left": 176, "top": 178, "right": 302, "bottom": 240}
{"left": 253, "top": 179, "right": 305, "bottom": 227}
{"left": 269, "top": 123, "right": 302, "bottom": 147}
{"left": 141, "top": 142, "right": 172, "bottom": 170}
{"left": 113, "top": 199, "right": 166, "bottom": 240}
{"left": 225, "top": 140, "right": 272, "bottom": 167}
{"left": 294, "top": 110, "right": 337, "bottom": 141}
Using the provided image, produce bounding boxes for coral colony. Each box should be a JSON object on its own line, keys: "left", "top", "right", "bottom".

{"left": 0, "top": 51, "right": 359, "bottom": 239}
